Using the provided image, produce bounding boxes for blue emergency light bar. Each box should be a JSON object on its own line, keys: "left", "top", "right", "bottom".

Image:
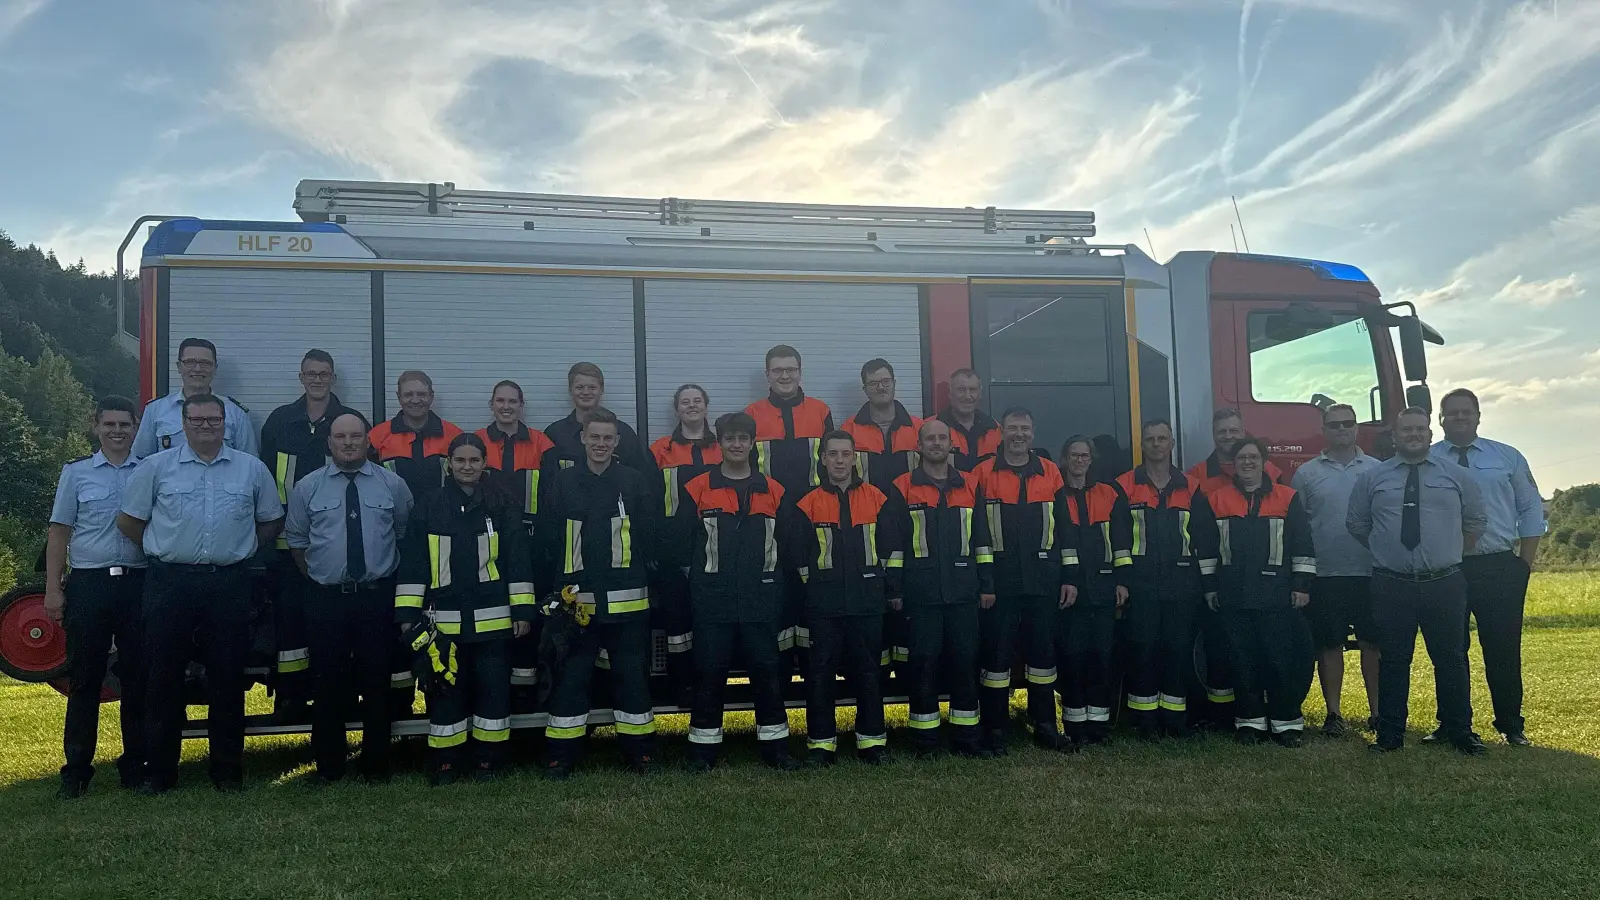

{"left": 1235, "top": 253, "right": 1372, "bottom": 284}
{"left": 143, "top": 218, "right": 345, "bottom": 257}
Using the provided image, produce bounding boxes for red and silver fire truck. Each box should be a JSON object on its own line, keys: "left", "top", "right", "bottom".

{"left": 0, "top": 180, "right": 1440, "bottom": 736}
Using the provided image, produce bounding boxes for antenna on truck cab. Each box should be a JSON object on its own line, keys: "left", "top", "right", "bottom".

{"left": 293, "top": 179, "right": 1097, "bottom": 245}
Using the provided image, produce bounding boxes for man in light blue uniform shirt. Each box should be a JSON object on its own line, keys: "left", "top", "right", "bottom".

{"left": 44, "top": 396, "right": 147, "bottom": 799}
{"left": 284, "top": 410, "right": 414, "bottom": 783}
{"left": 132, "top": 337, "right": 257, "bottom": 459}
{"left": 1429, "top": 388, "right": 1543, "bottom": 748}
{"left": 117, "top": 394, "right": 283, "bottom": 793}
{"left": 1290, "top": 403, "right": 1382, "bottom": 736}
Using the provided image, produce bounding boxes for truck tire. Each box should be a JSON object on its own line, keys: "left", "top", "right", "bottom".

{"left": 0, "top": 580, "right": 70, "bottom": 682}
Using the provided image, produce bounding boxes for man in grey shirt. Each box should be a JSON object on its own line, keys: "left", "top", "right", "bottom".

{"left": 284, "top": 411, "right": 414, "bottom": 782}
{"left": 1347, "top": 407, "right": 1487, "bottom": 754}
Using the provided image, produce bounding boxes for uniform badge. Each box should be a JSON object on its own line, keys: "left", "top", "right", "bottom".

{"left": 161, "top": 435, "right": 172, "bottom": 449}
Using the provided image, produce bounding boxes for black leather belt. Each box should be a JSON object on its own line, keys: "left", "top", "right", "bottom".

{"left": 1374, "top": 566, "right": 1460, "bottom": 583}
{"left": 326, "top": 579, "right": 393, "bottom": 594}
{"left": 149, "top": 559, "right": 241, "bottom": 574}
{"left": 79, "top": 566, "right": 143, "bottom": 577}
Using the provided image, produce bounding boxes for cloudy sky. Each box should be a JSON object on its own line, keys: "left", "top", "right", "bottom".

{"left": 2, "top": 0, "right": 1594, "bottom": 489}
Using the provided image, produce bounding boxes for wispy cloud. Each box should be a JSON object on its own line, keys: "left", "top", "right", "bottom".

{"left": 1492, "top": 273, "right": 1586, "bottom": 308}
{"left": 0, "top": 0, "right": 48, "bottom": 44}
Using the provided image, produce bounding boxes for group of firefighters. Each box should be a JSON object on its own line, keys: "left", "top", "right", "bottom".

{"left": 45, "top": 336, "right": 1541, "bottom": 795}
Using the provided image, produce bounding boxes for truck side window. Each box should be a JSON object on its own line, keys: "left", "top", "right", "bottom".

{"left": 1247, "top": 311, "right": 1383, "bottom": 422}
{"left": 987, "top": 294, "right": 1109, "bottom": 383}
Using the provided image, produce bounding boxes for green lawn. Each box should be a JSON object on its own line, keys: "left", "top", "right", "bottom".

{"left": 4, "top": 571, "right": 1600, "bottom": 900}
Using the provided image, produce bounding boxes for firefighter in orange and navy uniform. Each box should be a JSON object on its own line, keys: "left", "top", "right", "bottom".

{"left": 793, "top": 430, "right": 901, "bottom": 766}
{"left": 745, "top": 345, "right": 832, "bottom": 667}
{"left": 971, "top": 407, "right": 1075, "bottom": 754}
{"left": 475, "top": 380, "right": 557, "bottom": 732}
{"left": 542, "top": 408, "right": 660, "bottom": 778}
{"left": 676, "top": 412, "right": 799, "bottom": 771}
{"left": 840, "top": 358, "right": 921, "bottom": 681}
{"left": 937, "top": 368, "right": 1002, "bottom": 472}
{"left": 890, "top": 418, "right": 993, "bottom": 758}
{"left": 1200, "top": 437, "right": 1317, "bottom": 747}
{"left": 1114, "top": 419, "right": 1217, "bottom": 739}
{"left": 258, "top": 349, "right": 357, "bottom": 722}
{"left": 1055, "top": 436, "right": 1133, "bottom": 745}
{"left": 650, "top": 384, "right": 722, "bottom": 703}
{"left": 369, "top": 369, "right": 462, "bottom": 715}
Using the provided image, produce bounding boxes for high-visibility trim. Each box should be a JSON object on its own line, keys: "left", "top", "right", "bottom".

{"left": 862, "top": 522, "right": 879, "bottom": 566}
{"left": 756, "top": 722, "right": 791, "bottom": 741}
{"left": 1236, "top": 716, "right": 1269, "bottom": 731}
{"left": 1040, "top": 500, "right": 1056, "bottom": 550}
{"left": 1267, "top": 518, "right": 1285, "bottom": 567}
{"left": 798, "top": 566, "right": 810, "bottom": 584}
{"left": 390, "top": 670, "right": 416, "bottom": 687}
{"left": 395, "top": 584, "right": 426, "bottom": 608}
{"left": 949, "top": 708, "right": 980, "bottom": 726}
{"left": 1270, "top": 717, "right": 1306, "bottom": 733}
{"left": 1101, "top": 521, "right": 1113, "bottom": 565}
{"left": 472, "top": 715, "right": 511, "bottom": 742}
{"left": 1113, "top": 550, "right": 1132, "bottom": 568}
{"left": 959, "top": 506, "right": 973, "bottom": 557}
{"left": 974, "top": 546, "right": 994, "bottom": 564}
{"left": 980, "top": 669, "right": 1012, "bottom": 689}
{"left": 1291, "top": 555, "right": 1317, "bottom": 575}
{"left": 509, "top": 582, "right": 537, "bottom": 608}
{"left": 1217, "top": 520, "right": 1232, "bottom": 566}
{"left": 1158, "top": 692, "right": 1187, "bottom": 712}
{"left": 662, "top": 467, "right": 679, "bottom": 518}
{"left": 434, "top": 609, "right": 462, "bottom": 623}
{"left": 1061, "top": 548, "right": 1080, "bottom": 566}
{"left": 794, "top": 625, "right": 812, "bottom": 649}
{"left": 807, "top": 736, "right": 838, "bottom": 751}
{"left": 277, "top": 647, "right": 310, "bottom": 674}
{"left": 1198, "top": 557, "right": 1219, "bottom": 576}
{"left": 276, "top": 535, "right": 290, "bottom": 551}
{"left": 763, "top": 517, "right": 778, "bottom": 572}
{"left": 688, "top": 726, "right": 724, "bottom": 745}
{"left": 756, "top": 441, "right": 773, "bottom": 477}
{"left": 428, "top": 718, "right": 470, "bottom": 748}
{"left": 1063, "top": 706, "right": 1089, "bottom": 724}
{"left": 475, "top": 605, "right": 512, "bottom": 633}
{"left": 892, "top": 645, "right": 910, "bottom": 663}
{"left": 510, "top": 667, "right": 539, "bottom": 685}
{"left": 477, "top": 527, "right": 500, "bottom": 583}
{"left": 908, "top": 711, "right": 941, "bottom": 730}
{"left": 1025, "top": 665, "right": 1057, "bottom": 685}
{"left": 1130, "top": 507, "right": 1146, "bottom": 556}
{"left": 853, "top": 450, "right": 870, "bottom": 482}
{"left": 879, "top": 648, "right": 892, "bottom": 666}
{"left": 613, "top": 709, "right": 657, "bottom": 735}
{"left": 808, "top": 438, "right": 822, "bottom": 486}
{"left": 885, "top": 550, "right": 904, "bottom": 569}
{"left": 777, "top": 626, "right": 797, "bottom": 651}
{"left": 1206, "top": 687, "right": 1236, "bottom": 703}
{"left": 546, "top": 714, "right": 588, "bottom": 740}
{"left": 1178, "top": 509, "right": 1192, "bottom": 557}
{"left": 525, "top": 469, "right": 541, "bottom": 516}
{"left": 611, "top": 512, "right": 633, "bottom": 569}
{"left": 855, "top": 733, "right": 888, "bottom": 749}
{"left": 1086, "top": 706, "right": 1111, "bottom": 723}
{"left": 428, "top": 534, "right": 453, "bottom": 588}
{"left": 987, "top": 503, "right": 1004, "bottom": 553}
{"left": 702, "top": 517, "right": 720, "bottom": 574}
{"left": 910, "top": 509, "right": 929, "bottom": 558}
{"left": 815, "top": 526, "right": 835, "bottom": 570}
{"left": 594, "top": 647, "right": 611, "bottom": 669}
{"left": 274, "top": 452, "right": 296, "bottom": 504}
{"left": 1127, "top": 693, "right": 1159, "bottom": 711}
{"left": 666, "top": 631, "right": 694, "bottom": 653}
{"left": 563, "top": 519, "right": 584, "bottom": 574}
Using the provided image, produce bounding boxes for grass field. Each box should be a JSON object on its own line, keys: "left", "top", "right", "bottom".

{"left": 3, "top": 571, "right": 1599, "bottom": 900}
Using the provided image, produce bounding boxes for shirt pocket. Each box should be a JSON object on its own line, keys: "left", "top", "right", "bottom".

{"left": 75, "top": 484, "right": 118, "bottom": 527}
{"left": 220, "top": 481, "right": 255, "bottom": 520}
{"left": 155, "top": 481, "right": 199, "bottom": 519}
{"left": 361, "top": 492, "right": 396, "bottom": 534}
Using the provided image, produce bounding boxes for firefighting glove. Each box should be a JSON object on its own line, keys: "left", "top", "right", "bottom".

{"left": 427, "top": 634, "right": 460, "bottom": 688}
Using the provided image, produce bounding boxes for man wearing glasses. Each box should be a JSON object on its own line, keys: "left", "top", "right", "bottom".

{"left": 133, "top": 338, "right": 257, "bottom": 459}
{"left": 257, "top": 350, "right": 358, "bottom": 721}
{"left": 1291, "top": 403, "right": 1381, "bottom": 737}
{"left": 118, "top": 394, "right": 284, "bottom": 792}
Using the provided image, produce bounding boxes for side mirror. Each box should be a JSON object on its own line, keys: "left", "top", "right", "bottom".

{"left": 1398, "top": 318, "right": 1428, "bottom": 382}
{"left": 1406, "top": 383, "right": 1432, "bottom": 414}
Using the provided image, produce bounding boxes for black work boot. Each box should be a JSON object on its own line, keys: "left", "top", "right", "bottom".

{"left": 985, "top": 729, "right": 1009, "bottom": 757}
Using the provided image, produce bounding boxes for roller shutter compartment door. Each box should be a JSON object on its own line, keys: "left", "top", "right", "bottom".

{"left": 383, "top": 273, "right": 637, "bottom": 430}
{"left": 167, "top": 269, "right": 373, "bottom": 428}
{"left": 643, "top": 280, "right": 924, "bottom": 441}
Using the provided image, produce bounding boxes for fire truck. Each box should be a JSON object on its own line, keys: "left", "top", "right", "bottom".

{"left": 0, "top": 179, "right": 1441, "bottom": 737}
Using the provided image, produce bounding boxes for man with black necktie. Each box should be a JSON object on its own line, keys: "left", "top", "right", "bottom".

{"left": 284, "top": 411, "right": 415, "bottom": 782}
{"left": 1346, "top": 407, "right": 1487, "bottom": 754}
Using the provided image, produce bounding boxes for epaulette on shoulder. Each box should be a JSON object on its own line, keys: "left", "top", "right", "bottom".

{"left": 226, "top": 396, "right": 250, "bottom": 413}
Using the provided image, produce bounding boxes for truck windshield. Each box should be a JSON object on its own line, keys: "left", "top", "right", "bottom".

{"left": 1247, "top": 311, "right": 1383, "bottom": 422}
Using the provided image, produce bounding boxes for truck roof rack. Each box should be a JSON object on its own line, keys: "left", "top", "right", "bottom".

{"left": 293, "top": 179, "right": 1096, "bottom": 242}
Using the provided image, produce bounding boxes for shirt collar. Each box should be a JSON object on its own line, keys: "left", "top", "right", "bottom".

{"left": 90, "top": 450, "right": 137, "bottom": 469}
{"left": 178, "top": 443, "right": 234, "bottom": 465}
{"left": 997, "top": 452, "right": 1045, "bottom": 477}
{"left": 709, "top": 466, "right": 771, "bottom": 493}
{"left": 910, "top": 465, "right": 966, "bottom": 489}
{"left": 331, "top": 460, "right": 378, "bottom": 478}
{"left": 767, "top": 388, "right": 807, "bottom": 409}
{"left": 1133, "top": 464, "right": 1187, "bottom": 489}
{"left": 937, "top": 408, "right": 997, "bottom": 436}
{"left": 853, "top": 401, "right": 915, "bottom": 428}
{"left": 1316, "top": 447, "right": 1369, "bottom": 466}
{"left": 391, "top": 411, "right": 444, "bottom": 437}
{"left": 288, "top": 392, "right": 345, "bottom": 424}
{"left": 486, "top": 421, "right": 532, "bottom": 442}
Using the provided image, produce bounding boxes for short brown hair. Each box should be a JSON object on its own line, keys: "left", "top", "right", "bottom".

{"left": 1322, "top": 403, "right": 1357, "bottom": 422}
{"left": 821, "top": 429, "right": 855, "bottom": 452}
{"left": 396, "top": 370, "right": 433, "bottom": 392}
{"left": 582, "top": 406, "right": 619, "bottom": 432}
{"left": 568, "top": 362, "right": 605, "bottom": 389}
{"left": 1212, "top": 407, "right": 1243, "bottom": 424}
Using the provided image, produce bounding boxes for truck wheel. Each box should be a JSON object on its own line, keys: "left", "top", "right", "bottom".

{"left": 0, "top": 581, "right": 70, "bottom": 682}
